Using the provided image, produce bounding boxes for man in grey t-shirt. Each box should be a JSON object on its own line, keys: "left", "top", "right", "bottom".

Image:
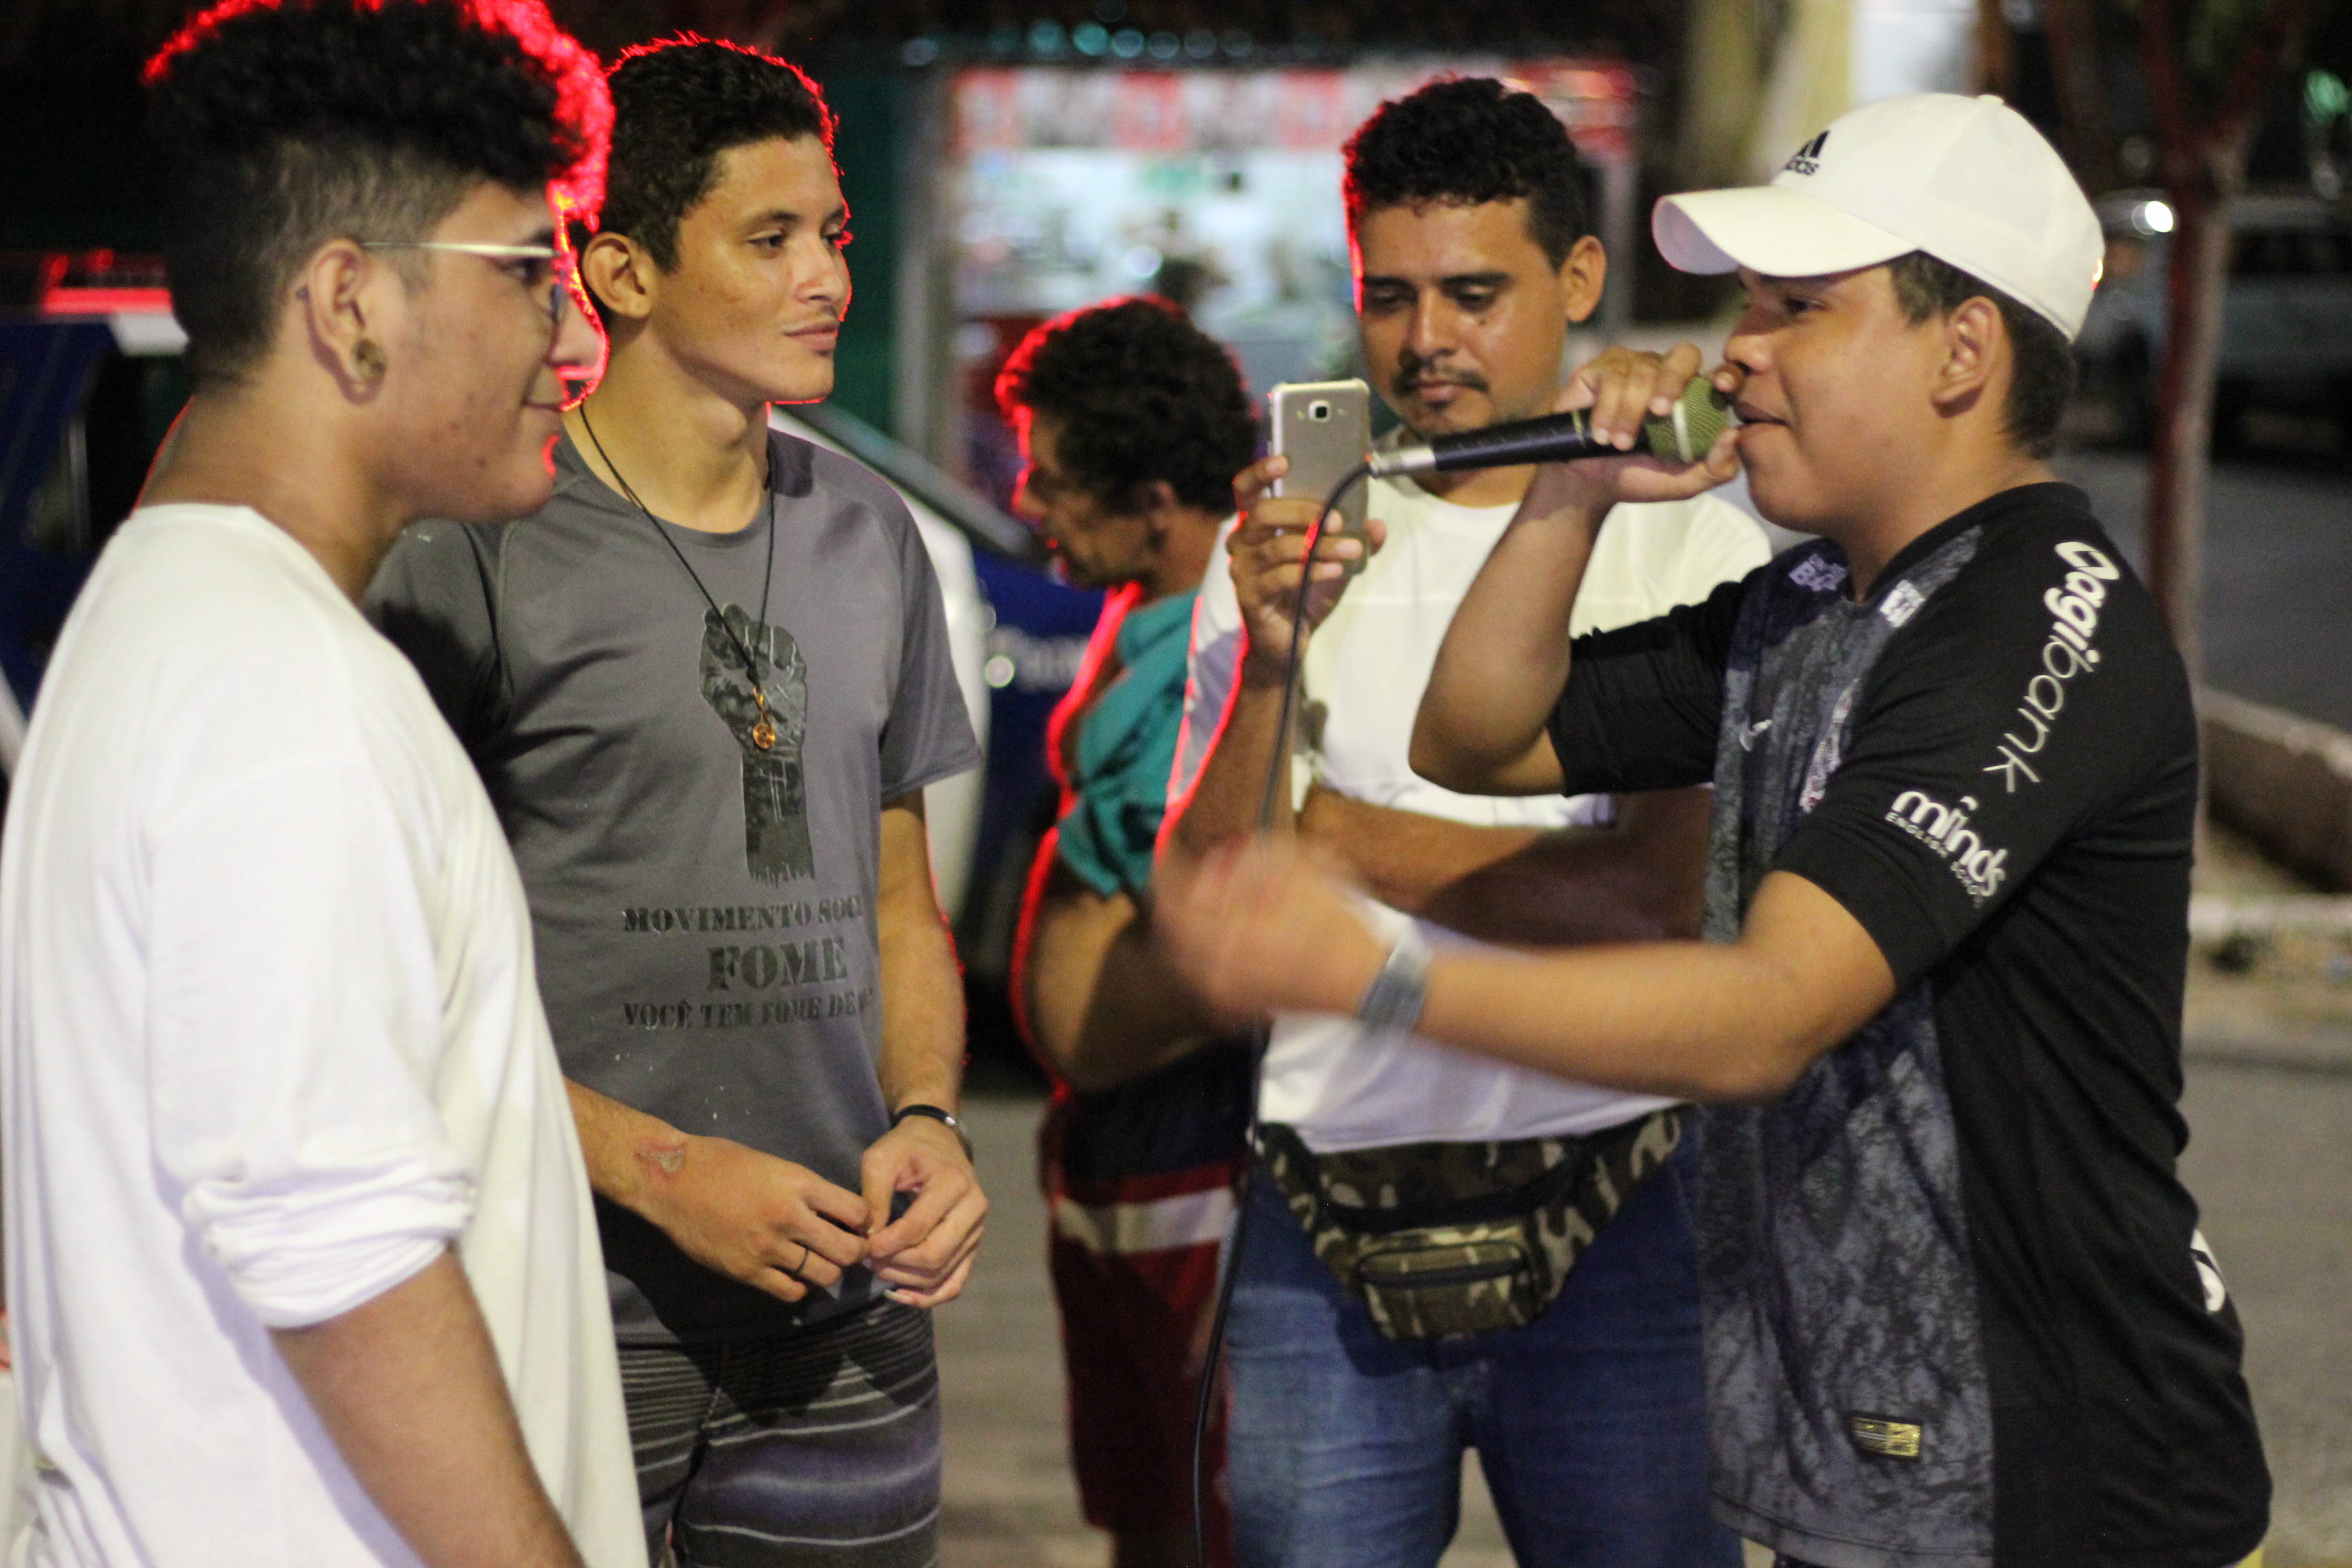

{"left": 370, "top": 40, "right": 983, "bottom": 1568}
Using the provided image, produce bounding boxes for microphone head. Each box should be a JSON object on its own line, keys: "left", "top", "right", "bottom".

{"left": 1642, "top": 380, "right": 1735, "bottom": 463}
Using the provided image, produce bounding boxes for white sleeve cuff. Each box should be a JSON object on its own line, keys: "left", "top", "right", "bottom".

{"left": 184, "top": 1154, "right": 476, "bottom": 1328}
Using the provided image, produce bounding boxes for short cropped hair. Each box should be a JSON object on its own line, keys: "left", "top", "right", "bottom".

{"left": 146, "top": 0, "right": 608, "bottom": 388}
{"left": 1887, "top": 252, "right": 2076, "bottom": 459}
{"left": 1343, "top": 77, "right": 1590, "bottom": 268}
{"left": 995, "top": 297, "right": 1257, "bottom": 517}
{"left": 599, "top": 38, "right": 836, "bottom": 272}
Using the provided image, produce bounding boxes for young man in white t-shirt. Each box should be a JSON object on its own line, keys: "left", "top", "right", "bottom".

{"left": 1164, "top": 80, "right": 1766, "bottom": 1568}
{"left": 0, "top": 3, "right": 641, "bottom": 1565}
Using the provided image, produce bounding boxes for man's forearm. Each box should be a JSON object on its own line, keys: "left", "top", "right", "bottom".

{"left": 1412, "top": 789, "right": 1711, "bottom": 945}
{"left": 1300, "top": 785, "right": 1711, "bottom": 947}
{"left": 877, "top": 901, "right": 964, "bottom": 1113}
{"left": 270, "top": 1251, "right": 583, "bottom": 1568}
{"left": 1020, "top": 879, "right": 1223, "bottom": 1092}
{"left": 1170, "top": 666, "right": 1297, "bottom": 853}
{"left": 1289, "top": 872, "right": 1894, "bottom": 1105}
{"left": 1414, "top": 937, "right": 1851, "bottom": 1102}
{"left": 877, "top": 805, "right": 966, "bottom": 1114}
{"left": 1413, "top": 471, "right": 1607, "bottom": 793}
{"left": 1296, "top": 785, "right": 1540, "bottom": 918}
{"left": 566, "top": 1078, "right": 687, "bottom": 1218}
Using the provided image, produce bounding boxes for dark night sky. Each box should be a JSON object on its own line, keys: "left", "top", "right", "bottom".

{"left": 4, "top": 0, "right": 1688, "bottom": 71}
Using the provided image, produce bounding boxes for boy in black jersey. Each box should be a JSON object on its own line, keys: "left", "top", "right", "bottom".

{"left": 1154, "top": 93, "right": 2270, "bottom": 1568}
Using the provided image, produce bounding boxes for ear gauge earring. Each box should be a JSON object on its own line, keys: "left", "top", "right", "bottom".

{"left": 352, "top": 338, "right": 387, "bottom": 386}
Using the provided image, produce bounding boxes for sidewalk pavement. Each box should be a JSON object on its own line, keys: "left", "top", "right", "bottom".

{"left": 935, "top": 1093, "right": 1713, "bottom": 1568}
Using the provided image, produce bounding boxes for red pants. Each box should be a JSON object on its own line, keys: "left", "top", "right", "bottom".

{"left": 1039, "top": 1076, "right": 1247, "bottom": 1565}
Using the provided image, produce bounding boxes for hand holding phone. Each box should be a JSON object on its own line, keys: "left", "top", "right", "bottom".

{"left": 1269, "top": 379, "right": 1372, "bottom": 577}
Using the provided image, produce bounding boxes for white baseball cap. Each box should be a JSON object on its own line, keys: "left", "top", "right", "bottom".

{"left": 1653, "top": 93, "right": 2104, "bottom": 340}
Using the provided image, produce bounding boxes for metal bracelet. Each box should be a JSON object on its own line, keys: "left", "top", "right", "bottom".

{"left": 1356, "top": 924, "right": 1432, "bottom": 1036}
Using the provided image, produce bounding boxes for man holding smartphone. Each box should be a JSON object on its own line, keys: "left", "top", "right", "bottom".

{"left": 1163, "top": 78, "right": 1766, "bottom": 1568}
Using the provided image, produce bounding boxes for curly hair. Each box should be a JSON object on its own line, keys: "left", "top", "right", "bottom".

{"left": 599, "top": 37, "right": 836, "bottom": 273}
{"left": 145, "top": 0, "right": 608, "bottom": 387}
{"left": 1887, "top": 252, "right": 2076, "bottom": 459}
{"left": 1343, "top": 77, "right": 1589, "bottom": 267}
{"left": 995, "top": 297, "right": 1257, "bottom": 518}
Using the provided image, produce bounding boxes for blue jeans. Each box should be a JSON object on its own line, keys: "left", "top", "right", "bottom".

{"left": 1224, "top": 1148, "right": 1739, "bottom": 1568}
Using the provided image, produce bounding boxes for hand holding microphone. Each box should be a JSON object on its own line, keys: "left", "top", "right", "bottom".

{"left": 1375, "top": 343, "right": 1745, "bottom": 510}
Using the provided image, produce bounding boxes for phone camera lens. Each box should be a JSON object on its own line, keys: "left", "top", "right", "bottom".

{"left": 1309, "top": 401, "right": 1331, "bottom": 421}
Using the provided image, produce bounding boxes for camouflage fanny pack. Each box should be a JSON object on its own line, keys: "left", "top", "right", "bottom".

{"left": 1256, "top": 1108, "right": 1683, "bottom": 1340}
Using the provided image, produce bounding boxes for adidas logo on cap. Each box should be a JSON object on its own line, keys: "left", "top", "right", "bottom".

{"left": 1784, "top": 131, "right": 1829, "bottom": 177}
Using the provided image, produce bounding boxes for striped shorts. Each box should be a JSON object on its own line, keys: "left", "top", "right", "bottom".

{"left": 620, "top": 1300, "right": 941, "bottom": 1568}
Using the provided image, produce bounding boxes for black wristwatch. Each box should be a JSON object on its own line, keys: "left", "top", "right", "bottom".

{"left": 891, "top": 1102, "right": 973, "bottom": 1160}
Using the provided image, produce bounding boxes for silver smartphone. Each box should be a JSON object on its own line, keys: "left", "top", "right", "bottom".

{"left": 1269, "top": 379, "right": 1372, "bottom": 576}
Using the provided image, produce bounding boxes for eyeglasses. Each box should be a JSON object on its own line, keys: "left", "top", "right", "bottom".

{"left": 357, "top": 240, "right": 579, "bottom": 327}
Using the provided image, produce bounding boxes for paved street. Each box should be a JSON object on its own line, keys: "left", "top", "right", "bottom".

{"left": 2180, "top": 1057, "right": 2352, "bottom": 1566}
{"left": 2055, "top": 441, "right": 2352, "bottom": 731}
{"left": 935, "top": 1092, "right": 1541, "bottom": 1568}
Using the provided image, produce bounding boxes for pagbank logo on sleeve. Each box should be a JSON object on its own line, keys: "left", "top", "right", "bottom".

{"left": 1984, "top": 541, "right": 2121, "bottom": 794}
{"left": 1886, "top": 789, "right": 2008, "bottom": 902}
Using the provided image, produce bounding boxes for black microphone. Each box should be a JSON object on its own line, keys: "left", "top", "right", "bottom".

{"left": 1369, "top": 378, "right": 1733, "bottom": 477}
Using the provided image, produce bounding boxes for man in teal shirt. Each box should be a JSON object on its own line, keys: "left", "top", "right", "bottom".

{"left": 1002, "top": 296, "right": 1258, "bottom": 1568}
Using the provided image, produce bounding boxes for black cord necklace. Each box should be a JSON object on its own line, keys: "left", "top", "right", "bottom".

{"left": 577, "top": 406, "right": 783, "bottom": 751}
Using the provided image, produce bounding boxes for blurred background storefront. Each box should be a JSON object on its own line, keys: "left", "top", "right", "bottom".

{"left": 923, "top": 56, "right": 1642, "bottom": 485}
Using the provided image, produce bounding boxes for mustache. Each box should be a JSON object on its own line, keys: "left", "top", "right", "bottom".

{"left": 1391, "top": 359, "right": 1488, "bottom": 399}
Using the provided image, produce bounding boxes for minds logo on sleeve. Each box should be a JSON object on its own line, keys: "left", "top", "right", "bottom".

{"left": 1886, "top": 789, "right": 2010, "bottom": 902}
{"left": 1984, "top": 541, "right": 2122, "bottom": 794}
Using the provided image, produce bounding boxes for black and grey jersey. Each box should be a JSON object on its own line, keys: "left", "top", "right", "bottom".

{"left": 1547, "top": 483, "right": 2269, "bottom": 1568}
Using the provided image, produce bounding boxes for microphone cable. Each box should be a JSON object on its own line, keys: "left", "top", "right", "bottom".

{"left": 1190, "top": 461, "right": 1371, "bottom": 1568}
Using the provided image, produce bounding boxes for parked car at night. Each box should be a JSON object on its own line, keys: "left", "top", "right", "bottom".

{"left": 2077, "top": 189, "right": 2352, "bottom": 447}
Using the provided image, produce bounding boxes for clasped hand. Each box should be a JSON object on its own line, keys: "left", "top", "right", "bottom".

{"left": 639, "top": 1117, "right": 985, "bottom": 1309}
{"left": 859, "top": 1113, "right": 986, "bottom": 1309}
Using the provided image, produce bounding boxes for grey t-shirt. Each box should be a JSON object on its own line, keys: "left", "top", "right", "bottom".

{"left": 368, "top": 429, "right": 981, "bottom": 1344}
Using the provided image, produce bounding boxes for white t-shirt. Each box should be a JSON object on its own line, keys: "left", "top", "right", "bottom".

{"left": 1172, "top": 476, "right": 1770, "bottom": 1152}
{"left": 0, "top": 506, "right": 644, "bottom": 1568}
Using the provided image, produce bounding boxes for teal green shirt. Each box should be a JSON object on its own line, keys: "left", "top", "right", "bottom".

{"left": 1055, "top": 586, "right": 1199, "bottom": 900}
